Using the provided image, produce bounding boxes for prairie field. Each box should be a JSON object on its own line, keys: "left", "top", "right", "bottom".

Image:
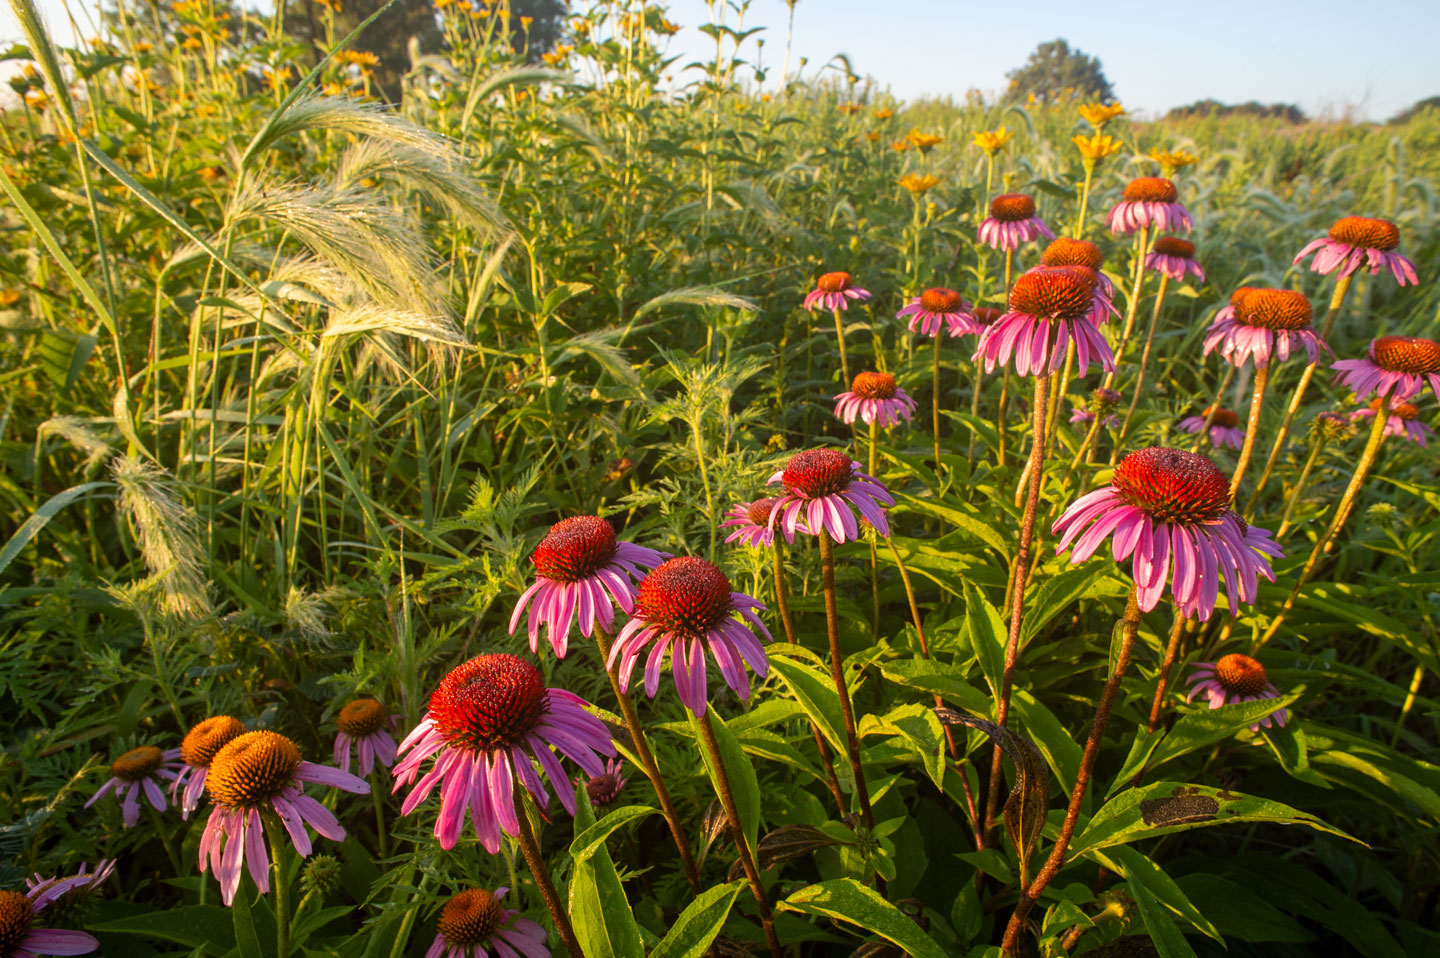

{"left": 1, "top": 1, "right": 1438, "bottom": 956}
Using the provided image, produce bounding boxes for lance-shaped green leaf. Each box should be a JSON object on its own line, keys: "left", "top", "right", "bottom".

{"left": 769, "top": 649, "right": 847, "bottom": 755}
{"left": 568, "top": 805, "right": 659, "bottom": 865}
{"left": 649, "top": 881, "right": 747, "bottom": 958}
{"left": 568, "top": 785, "right": 644, "bottom": 958}
{"left": 1089, "top": 845, "right": 1222, "bottom": 943}
{"left": 859, "top": 703, "right": 946, "bottom": 788}
{"left": 778, "top": 879, "right": 948, "bottom": 958}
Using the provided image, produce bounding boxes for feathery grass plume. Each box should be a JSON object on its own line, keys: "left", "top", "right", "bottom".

{"left": 111, "top": 455, "right": 211, "bottom": 618}
{"left": 323, "top": 303, "right": 470, "bottom": 378}
{"left": 333, "top": 138, "right": 509, "bottom": 239}
{"left": 37, "top": 417, "right": 113, "bottom": 469}
{"left": 284, "top": 586, "right": 336, "bottom": 646}
{"left": 243, "top": 93, "right": 447, "bottom": 164}
{"left": 224, "top": 181, "right": 443, "bottom": 314}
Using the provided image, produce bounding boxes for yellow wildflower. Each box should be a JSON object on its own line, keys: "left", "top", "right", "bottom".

{"left": 656, "top": 18, "right": 681, "bottom": 35}
{"left": 838, "top": 102, "right": 863, "bottom": 116}
{"left": 263, "top": 66, "right": 291, "bottom": 91}
{"left": 520, "top": 15, "right": 532, "bottom": 29}
{"left": 905, "top": 129, "right": 942, "bottom": 154}
{"left": 889, "top": 138, "right": 910, "bottom": 153}
{"left": 0, "top": 289, "right": 22, "bottom": 307}
{"left": 1148, "top": 147, "right": 1199, "bottom": 178}
{"left": 1077, "top": 101, "right": 1125, "bottom": 129}
{"left": 897, "top": 173, "right": 940, "bottom": 195}
{"left": 23, "top": 89, "right": 48, "bottom": 111}
{"left": 541, "top": 44, "right": 573, "bottom": 66}
{"left": 1073, "top": 133, "right": 1122, "bottom": 162}
{"left": 198, "top": 165, "right": 225, "bottom": 183}
{"left": 972, "top": 126, "right": 1012, "bottom": 155}
{"left": 864, "top": 131, "right": 880, "bottom": 142}
{"left": 874, "top": 108, "right": 893, "bottom": 120}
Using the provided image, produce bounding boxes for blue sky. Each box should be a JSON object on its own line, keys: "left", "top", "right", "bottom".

{"left": 6, "top": 0, "right": 1438, "bottom": 119}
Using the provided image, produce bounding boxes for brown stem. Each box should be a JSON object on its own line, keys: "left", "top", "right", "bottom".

{"left": 1147, "top": 614, "right": 1189, "bottom": 733}
{"left": 984, "top": 373, "right": 1049, "bottom": 838}
{"left": 696, "top": 711, "right": 785, "bottom": 958}
{"left": 832, "top": 306, "right": 850, "bottom": 386}
{"left": 593, "top": 627, "right": 702, "bottom": 894}
{"left": 1065, "top": 411, "right": 1104, "bottom": 484}
{"left": 817, "top": 529, "right": 875, "bottom": 828}
{"left": 513, "top": 781, "right": 586, "bottom": 958}
{"left": 1101, "top": 225, "right": 1150, "bottom": 390}
{"left": 932, "top": 332, "right": 944, "bottom": 469}
{"left": 1001, "top": 590, "right": 1141, "bottom": 955}
{"left": 1190, "top": 365, "right": 1237, "bottom": 454}
{"left": 1276, "top": 438, "right": 1326, "bottom": 538}
{"left": 770, "top": 539, "right": 797, "bottom": 644}
{"left": 1256, "top": 399, "right": 1389, "bottom": 649}
{"left": 1044, "top": 344, "right": 1074, "bottom": 460}
{"left": 1115, "top": 272, "right": 1170, "bottom": 447}
{"left": 1229, "top": 363, "right": 1270, "bottom": 499}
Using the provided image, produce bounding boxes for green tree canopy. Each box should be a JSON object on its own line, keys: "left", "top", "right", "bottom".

{"left": 1004, "top": 38, "right": 1114, "bottom": 105}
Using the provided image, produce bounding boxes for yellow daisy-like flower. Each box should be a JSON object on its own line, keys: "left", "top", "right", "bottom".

{"left": 434, "top": 0, "right": 453, "bottom": 8}
{"left": 1078, "top": 101, "right": 1125, "bottom": 129}
{"left": 905, "top": 129, "right": 943, "bottom": 153}
{"left": 23, "top": 89, "right": 48, "bottom": 110}
{"left": 1148, "top": 147, "right": 1199, "bottom": 178}
{"left": 0, "top": 288, "right": 23, "bottom": 307}
{"left": 897, "top": 173, "right": 940, "bottom": 195}
{"left": 864, "top": 131, "right": 881, "bottom": 143}
{"left": 874, "top": 108, "right": 893, "bottom": 120}
{"left": 657, "top": 18, "right": 681, "bottom": 36}
{"left": 182, "top": 36, "right": 202, "bottom": 49}
{"left": 838, "top": 102, "right": 864, "bottom": 116}
{"left": 541, "top": 44, "right": 573, "bottom": 66}
{"left": 520, "top": 15, "right": 532, "bottom": 28}
{"left": 889, "top": 138, "right": 910, "bottom": 153}
{"left": 972, "top": 126, "right": 1012, "bottom": 156}
{"left": 1073, "top": 133, "right": 1122, "bottom": 162}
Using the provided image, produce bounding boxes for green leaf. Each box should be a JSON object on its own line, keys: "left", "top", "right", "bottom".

{"left": 1260, "top": 722, "right": 1330, "bottom": 789}
{"left": 876, "top": 658, "right": 992, "bottom": 716}
{"left": 963, "top": 582, "right": 1006, "bottom": 703}
{"left": 231, "top": 888, "right": 265, "bottom": 958}
{"left": 858, "top": 703, "right": 946, "bottom": 788}
{"left": 1021, "top": 565, "right": 1112, "bottom": 644}
{"left": 568, "top": 785, "right": 644, "bottom": 958}
{"left": 778, "top": 879, "right": 948, "bottom": 958}
{"left": 0, "top": 482, "right": 110, "bottom": 577}
{"left": 1174, "top": 874, "right": 1313, "bottom": 944}
{"left": 90, "top": 905, "right": 238, "bottom": 954}
{"left": 1109, "top": 693, "right": 1300, "bottom": 790}
{"left": 891, "top": 492, "right": 1010, "bottom": 556}
{"left": 568, "top": 805, "right": 659, "bottom": 865}
{"left": 1129, "top": 872, "right": 1199, "bottom": 958}
{"left": 1070, "top": 781, "right": 1361, "bottom": 859}
{"left": 1011, "top": 690, "right": 1082, "bottom": 793}
{"left": 1089, "top": 846, "right": 1221, "bottom": 943}
{"left": 769, "top": 650, "right": 847, "bottom": 755}
{"left": 648, "top": 881, "right": 746, "bottom": 958}
{"left": 691, "top": 710, "right": 761, "bottom": 851}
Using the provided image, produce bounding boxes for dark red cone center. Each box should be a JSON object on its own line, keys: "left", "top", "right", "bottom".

{"left": 781, "top": 448, "right": 854, "bottom": 498}
{"left": 1113, "top": 447, "right": 1231, "bottom": 524}
{"left": 851, "top": 371, "right": 898, "bottom": 400}
{"left": 1041, "top": 237, "right": 1103, "bottom": 271}
{"left": 1373, "top": 336, "right": 1440, "bottom": 374}
{"left": 437, "top": 889, "right": 504, "bottom": 946}
{"left": 919, "top": 287, "right": 963, "bottom": 312}
{"left": 817, "top": 271, "right": 852, "bottom": 293}
{"left": 532, "top": 516, "right": 617, "bottom": 582}
{"left": 1123, "top": 176, "right": 1178, "bottom": 203}
{"left": 1215, "top": 653, "right": 1271, "bottom": 696}
{"left": 989, "top": 193, "right": 1036, "bottom": 221}
{"left": 1009, "top": 265, "right": 1098, "bottom": 321}
{"left": 429, "top": 655, "right": 547, "bottom": 753}
{"left": 635, "top": 557, "right": 733, "bottom": 637}
{"left": 1152, "top": 236, "right": 1195, "bottom": 258}
{"left": 1329, "top": 216, "right": 1399, "bottom": 251}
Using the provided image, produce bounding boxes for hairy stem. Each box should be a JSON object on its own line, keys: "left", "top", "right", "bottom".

{"left": 1229, "top": 363, "right": 1270, "bottom": 499}
{"left": 512, "top": 782, "right": 585, "bottom": 958}
{"left": 1116, "top": 272, "right": 1170, "bottom": 446}
{"left": 817, "top": 529, "right": 875, "bottom": 828}
{"left": 1147, "top": 614, "right": 1190, "bottom": 732}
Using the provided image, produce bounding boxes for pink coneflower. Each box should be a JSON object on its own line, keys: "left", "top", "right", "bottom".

{"left": 25, "top": 861, "right": 115, "bottom": 903}
{"left": 896, "top": 287, "right": 982, "bottom": 337}
{"left": 1332, "top": 335, "right": 1440, "bottom": 403}
{"left": 85, "top": 745, "right": 183, "bottom": 828}
{"left": 0, "top": 866, "right": 112, "bottom": 958}
{"left": 392, "top": 655, "right": 614, "bottom": 852}
{"left": 200, "top": 731, "right": 369, "bottom": 905}
{"left": 721, "top": 497, "right": 787, "bottom": 548}
{"left": 1185, "top": 654, "right": 1288, "bottom": 731}
{"left": 1106, "top": 176, "right": 1193, "bottom": 234}
{"left": 1053, "top": 447, "right": 1282, "bottom": 619}
{"left": 1040, "top": 237, "right": 1115, "bottom": 296}
{"left": 973, "top": 265, "right": 1117, "bottom": 377}
{"left": 579, "top": 758, "right": 629, "bottom": 808}
{"left": 508, "top": 516, "right": 666, "bottom": 658}
{"left": 1202, "top": 288, "right": 1327, "bottom": 369}
{"left": 1070, "top": 407, "right": 1118, "bottom": 428}
{"left": 172, "top": 716, "right": 246, "bottom": 820}
{"left": 1145, "top": 236, "right": 1205, "bottom": 282}
{"left": 833, "top": 371, "right": 917, "bottom": 427}
{"left": 978, "top": 193, "right": 1054, "bottom": 251}
{"left": 972, "top": 306, "right": 1005, "bottom": 327}
{"left": 803, "top": 271, "right": 871, "bottom": 311}
{"left": 766, "top": 447, "right": 894, "bottom": 543}
{"left": 333, "top": 699, "right": 399, "bottom": 777}
{"left": 1178, "top": 406, "right": 1244, "bottom": 450}
{"left": 1351, "top": 398, "right": 1432, "bottom": 447}
{"left": 1294, "top": 216, "right": 1418, "bottom": 286}
{"left": 425, "top": 887, "right": 549, "bottom": 958}
{"left": 607, "top": 557, "right": 771, "bottom": 717}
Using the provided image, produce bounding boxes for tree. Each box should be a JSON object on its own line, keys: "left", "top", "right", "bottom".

{"left": 1388, "top": 95, "right": 1440, "bottom": 125}
{"left": 1004, "top": 39, "right": 1114, "bottom": 105}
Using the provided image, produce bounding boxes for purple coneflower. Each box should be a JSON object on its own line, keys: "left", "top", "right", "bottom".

{"left": 978, "top": 193, "right": 1053, "bottom": 252}
{"left": 766, "top": 447, "right": 894, "bottom": 543}
{"left": 721, "top": 497, "right": 786, "bottom": 549}
{"left": 1106, "top": 176, "right": 1192, "bottom": 234}
{"left": 803, "top": 271, "right": 871, "bottom": 312}
{"left": 1294, "top": 216, "right": 1418, "bottom": 286}
{"left": 425, "top": 888, "right": 549, "bottom": 958}
{"left": 172, "top": 716, "right": 246, "bottom": 821}
{"left": 973, "top": 265, "right": 1117, "bottom": 377}
{"left": 579, "top": 758, "right": 629, "bottom": 808}
{"left": 392, "top": 655, "right": 613, "bottom": 853}
{"left": 1070, "top": 406, "right": 1118, "bottom": 428}
{"left": 1053, "top": 447, "right": 1282, "bottom": 619}
{"left": 508, "top": 516, "right": 666, "bottom": 658}
{"left": 1145, "top": 236, "right": 1205, "bottom": 282}
{"left": 200, "top": 731, "right": 368, "bottom": 905}
{"left": 1202, "top": 288, "right": 1327, "bottom": 369}
{"left": 1351, "top": 398, "right": 1432, "bottom": 447}
{"left": 0, "top": 866, "right": 113, "bottom": 958}
{"left": 896, "top": 287, "right": 982, "bottom": 337}
{"left": 833, "top": 371, "right": 916, "bottom": 427}
{"left": 1332, "top": 335, "right": 1440, "bottom": 404}
{"left": 1185, "top": 654, "right": 1288, "bottom": 731}
{"left": 85, "top": 745, "right": 183, "bottom": 828}
{"left": 607, "top": 557, "right": 771, "bottom": 718}
{"left": 333, "top": 699, "right": 399, "bottom": 777}
{"left": 1040, "top": 237, "right": 1115, "bottom": 296}
{"left": 1178, "top": 406, "right": 1244, "bottom": 450}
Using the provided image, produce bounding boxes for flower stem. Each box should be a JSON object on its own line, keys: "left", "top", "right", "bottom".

{"left": 932, "top": 332, "right": 943, "bottom": 469}
{"left": 985, "top": 373, "right": 1049, "bottom": 839}
{"left": 1101, "top": 225, "right": 1150, "bottom": 389}
{"left": 1064, "top": 413, "right": 1104, "bottom": 487}
{"left": 1229, "top": 363, "right": 1270, "bottom": 499}
{"left": 1116, "top": 272, "right": 1171, "bottom": 446}
{"left": 996, "top": 368, "right": 1011, "bottom": 468}
{"left": 695, "top": 711, "right": 785, "bottom": 958}
{"left": 1190, "top": 365, "right": 1237, "bottom": 454}
{"left": 1246, "top": 275, "right": 1353, "bottom": 516}
{"left": 1147, "top": 614, "right": 1190, "bottom": 732}
{"left": 1001, "top": 589, "right": 1141, "bottom": 955}
{"left": 371, "top": 770, "right": 388, "bottom": 859}
{"left": 146, "top": 804, "right": 182, "bottom": 876}
{"left": 817, "top": 529, "right": 875, "bottom": 829}
{"left": 1044, "top": 345, "right": 1074, "bottom": 460}
{"left": 1256, "top": 399, "right": 1389, "bottom": 650}
{"left": 512, "top": 781, "right": 586, "bottom": 958}
{"left": 1072, "top": 162, "right": 1094, "bottom": 239}
{"left": 1277, "top": 438, "right": 1327, "bottom": 538}
{"left": 968, "top": 365, "right": 984, "bottom": 467}
{"left": 593, "top": 627, "right": 703, "bottom": 894}
{"left": 770, "top": 540, "right": 797, "bottom": 644}
{"left": 832, "top": 306, "right": 850, "bottom": 386}
{"left": 262, "top": 813, "right": 292, "bottom": 958}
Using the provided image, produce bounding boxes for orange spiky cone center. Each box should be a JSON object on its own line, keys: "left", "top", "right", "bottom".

{"left": 1113, "top": 447, "right": 1231, "bottom": 524}
{"left": 1215, "top": 653, "right": 1271, "bottom": 696}
{"left": 1329, "top": 216, "right": 1399, "bottom": 251}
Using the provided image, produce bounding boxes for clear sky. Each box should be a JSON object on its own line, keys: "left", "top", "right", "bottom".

{"left": 6, "top": 0, "right": 1438, "bottom": 120}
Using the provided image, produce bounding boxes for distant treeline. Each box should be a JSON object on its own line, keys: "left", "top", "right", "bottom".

{"left": 1166, "top": 96, "right": 1440, "bottom": 126}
